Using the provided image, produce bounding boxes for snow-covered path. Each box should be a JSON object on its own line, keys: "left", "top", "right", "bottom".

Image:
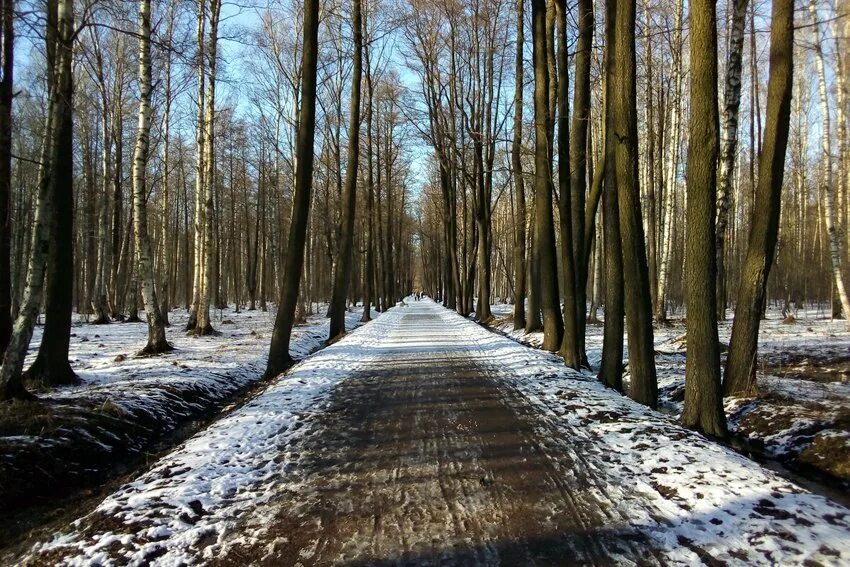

{"left": 21, "top": 300, "right": 850, "bottom": 566}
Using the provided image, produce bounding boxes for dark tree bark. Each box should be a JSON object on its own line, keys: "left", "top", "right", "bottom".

{"left": 682, "top": 0, "right": 726, "bottom": 438}
{"left": 607, "top": 0, "right": 656, "bottom": 407}
{"left": 329, "top": 0, "right": 363, "bottom": 341}
{"left": 24, "top": 0, "right": 78, "bottom": 389}
{"left": 0, "top": 0, "right": 13, "bottom": 356}
{"left": 724, "top": 0, "right": 794, "bottom": 397}
{"left": 361, "top": 21, "right": 375, "bottom": 324}
{"left": 531, "top": 0, "right": 563, "bottom": 352}
{"left": 571, "top": 0, "right": 593, "bottom": 365}
{"left": 555, "top": 0, "right": 579, "bottom": 368}
{"left": 511, "top": 0, "right": 527, "bottom": 331}
{"left": 266, "top": 0, "right": 320, "bottom": 378}
{"left": 598, "top": 31, "right": 623, "bottom": 391}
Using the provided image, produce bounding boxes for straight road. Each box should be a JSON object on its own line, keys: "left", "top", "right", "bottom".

{"left": 219, "top": 301, "right": 652, "bottom": 565}
{"left": 21, "top": 299, "right": 850, "bottom": 566}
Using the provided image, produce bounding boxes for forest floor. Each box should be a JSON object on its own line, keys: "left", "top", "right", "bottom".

{"left": 489, "top": 304, "right": 850, "bottom": 496}
{"left": 13, "top": 299, "right": 850, "bottom": 566}
{"left": 0, "top": 304, "right": 374, "bottom": 550}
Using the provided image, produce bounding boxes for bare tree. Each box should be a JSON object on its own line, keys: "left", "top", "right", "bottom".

{"left": 0, "top": 0, "right": 12, "bottom": 355}
{"left": 23, "top": 0, "right": 76, "bottom": 388}
{"left": 531, "top": 0, "right": 563, "bottom": 352}
{"left": 555, "top": 0, "right": 579, "bottom": 368}
{"left": 328, "top": 0, "right": 363, "bottom": 341}
{"left": 724, "top": 0, "right": 794, "bottom": 396}
{"left": 511, "top": 0, "right": 527, "bottom": 331}
{"left": 266, "top": 0, "right": 320, "bottom": 377}
{"left": 682, "top": 0, "right": 726, "bottom": 438}
{"left": 715, "top": 0, "right": 749, "bottom": 320}
{"left": 607, "top": 0, "right": 657, "bottom": 407}
{"left": 132, "top": 0, "right": 171, "bottom": 355}
{"left": 0, "top": 0, "right": 75, "bottom": 399}
{"left": 809, "top": 0, "right": 850, "bottom": 326}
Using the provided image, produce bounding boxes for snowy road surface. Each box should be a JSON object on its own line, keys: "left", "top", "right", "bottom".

{"left": 23, "top": 300, "right": 850, "bottom": 566}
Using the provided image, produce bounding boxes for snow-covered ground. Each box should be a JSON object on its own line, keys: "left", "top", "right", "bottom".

{"left": 0, "top": 304, "right": 375, "bottom": 511}
{"left": 488, "top": 302, "right": 850, "bottom": 487}
{"left": 18, "top": 299, "right": 850, "bottom": 566}
{"left": 22, "top": 307, "right": 391, "bottom": 566}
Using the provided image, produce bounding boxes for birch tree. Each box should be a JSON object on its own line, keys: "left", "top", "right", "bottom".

{"left": 809, "top": 0, "right": 850, "bottom": 326}
{"left": 187, "top": 0, "right": 206, "bottom": 331}
{"left": 132, "top": 0, "right": 171, "bottom": 355}
{"left": 194, "top": 0, "right": 221, "bottom": 336}
{"left": 655, "top": 0, "right": 683, "bottom": 323}
{"left": 715, "top": 0, "right": 749, "bottom": 320}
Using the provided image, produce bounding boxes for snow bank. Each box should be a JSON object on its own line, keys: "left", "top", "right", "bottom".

{"left": 24, "top": 307, "right": 385, "bottom": 566}
{"left": 458, "top": 305, "right": 850, "bottom": 565}
{"left": 1, "top": 306, "right": 372, "bottom": 510}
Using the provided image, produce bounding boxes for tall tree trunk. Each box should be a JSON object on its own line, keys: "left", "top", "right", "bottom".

{"left": 656, "top": 0, "right": 684, "bottom": 323}
{"left": 266, "top": 0, "right": 320, "bottom": 377}
{"left": 599, "top": 167, "right": 624, "bottom": 391}
{"left": 187, "top": 0, "right": 206, "bottom": 332}
{"left": 329, "top": 0, "right": 362, "bottom": 341}
{"left": 555, "top": 0, "right": 579, "bottom": 367}
{"left": 361, "top": 28, "right": 375, "bottom": 323}
{"left": 641, "top": 0, "right": 658, "bottom": 321}
{"left": 108, "top": 90, "right": 125, "bottom": 319}
{"left": 160, "top": 3, "right": 176, "bottom": 326}
{"left": 132, "top": 0, "right": 171, "bottom": 355}
{"left": 682, "top": 0, "right": 726, "bottom": 438}
{"left": 195, "top": 0, "right": 221, "bottom": 336}
{"left": 531, "top": 0, "right": 563, "bottom": 352}
{"left": 715, "top": 0, "right": 749, "bottom": 320}
{"left": 0, "top": 0, "right": 75, "bottom": 399}
{"left": 809, "top": 0, "right": 850, "bottom": 325}
{"left": 598, "top": 24, "right": 624, "bottom": 391}
{"left": 724, "top": 0, "right": 794, "bottom": 396}
{"left": 25, "top": 0, "right": 77, "bottom": 389}
{"left": 0, "top": 0, "right": 13, "bottom": 355}
{"left": 511, "top": 0, "right": 527, "bottom": 331}
{"left": 90, "top": 68, "right": 111, "bottom": 325}
{"left": 571, "top": 0, "right": 594, "bottom": 365}
{"left": 608, "top": 0, "right": 657, "bottom": 408}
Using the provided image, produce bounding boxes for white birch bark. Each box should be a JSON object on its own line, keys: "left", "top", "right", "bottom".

{"left": 188, "top": 0, "right": 206, "bottom": 331}
{"left": 810, "top": 0, "right": 850, "bottom": 326}
{"left": 132, "top": 0, "right": 170, "bottom": 354}
{"left": 196, "top": 0, "right": 221, "bottom": 335}
{"left": 715, "top": 0, "right": 749, "bottom": 318}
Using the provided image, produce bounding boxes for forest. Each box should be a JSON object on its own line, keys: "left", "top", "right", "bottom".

{"left": 1, "top": 0, "right": 850, "bottom": 564}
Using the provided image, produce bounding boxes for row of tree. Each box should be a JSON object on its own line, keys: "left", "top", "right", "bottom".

{"left": 413, "top": 0, "right": 841, "bottom": 438}
{"left": 0, "top": 0, "right": 847, "bottom": 444}
{"left": 0, "top": 0, "right": 419, "bottom": 399}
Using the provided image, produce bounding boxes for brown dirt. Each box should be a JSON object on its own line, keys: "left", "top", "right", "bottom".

{"left": 799, "top": 433, "right": 850, "bottom": 480}
{"left": 762, "top": 354, "right": 850, "bottom": 384}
